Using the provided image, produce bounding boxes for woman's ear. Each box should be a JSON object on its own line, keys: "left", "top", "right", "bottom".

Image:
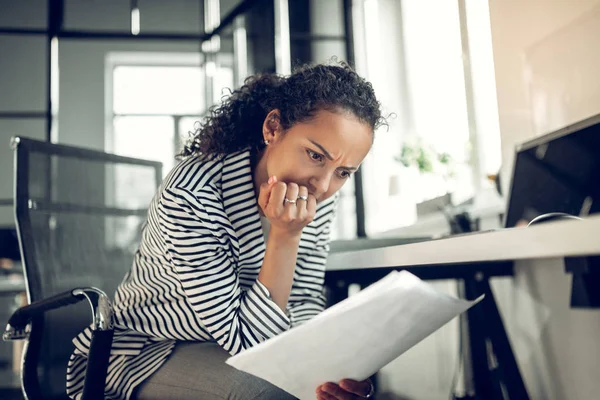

{"left": 262, "top": 109, "right": 281, "bottom": 143}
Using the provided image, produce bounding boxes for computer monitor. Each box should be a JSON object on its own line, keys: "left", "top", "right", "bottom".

{"left": 504, "top": 113, "right": 600, "bottom": 228}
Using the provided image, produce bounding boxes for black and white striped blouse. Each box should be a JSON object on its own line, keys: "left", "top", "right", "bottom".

{"left": 66, "top": 149, "right": 337, "bottom": 400}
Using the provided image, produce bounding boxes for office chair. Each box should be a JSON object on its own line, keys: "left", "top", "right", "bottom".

{"left": 3, "top": 137, "right": 162, "bottom": 400}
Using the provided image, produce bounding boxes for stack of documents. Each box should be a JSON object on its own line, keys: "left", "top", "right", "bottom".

{"left": 227, "top": 270, "right": 483, "bottom": 399}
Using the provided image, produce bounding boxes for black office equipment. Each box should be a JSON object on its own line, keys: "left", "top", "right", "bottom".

{"left": 505, "top": 114, "right": 600, "bottom": 308}
{"left": 3, "top": 137, "right": 162, "bottom": 400}
{"left": 504, "top": 113, "right": 600, "bottom": 228}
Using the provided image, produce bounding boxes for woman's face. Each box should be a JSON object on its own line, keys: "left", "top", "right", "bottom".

{"left": 259, "top": 109, "right": 373, "bottom": 203}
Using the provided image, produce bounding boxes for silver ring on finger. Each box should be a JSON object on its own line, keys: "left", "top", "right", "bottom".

{"left": 296, "top": 195, "right": 308, "bottom": 201}
{"left": 362, "top": 381, "right": 375, "bottom": 399}
{"left": 284, "top": 198, "right": 297, "bottom": 204}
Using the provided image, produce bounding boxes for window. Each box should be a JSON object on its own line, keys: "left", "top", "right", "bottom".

{"left": 104, "top": 52, "right": 233, "bottom": 245}
{"left": 105, "top": 52, "right": 234, "bottom": 203}
{"left": 352, "top": 0, "right": 502, "bottom": 237}
{"left": 106, "top": 52, "right": 234, "bottom": 175}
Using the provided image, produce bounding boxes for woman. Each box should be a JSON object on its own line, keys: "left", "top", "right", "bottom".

{"left": 66, "top": 63, "right": 384, "bottom": 400}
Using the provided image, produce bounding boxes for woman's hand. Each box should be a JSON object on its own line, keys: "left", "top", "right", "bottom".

{"left": 316, "top": 379, "right": 374, "bottom": 400}
{"left": 258, "top": 176, "right": 317, "bottom": 237}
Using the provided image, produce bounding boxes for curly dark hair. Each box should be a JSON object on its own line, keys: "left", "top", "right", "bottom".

{"left": 180, "top": 62, "right": 385, "bottom": 159}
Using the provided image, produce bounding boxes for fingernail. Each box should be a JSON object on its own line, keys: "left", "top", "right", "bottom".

{"left": 267, "top": 176, "right": 274, "bottom": 185}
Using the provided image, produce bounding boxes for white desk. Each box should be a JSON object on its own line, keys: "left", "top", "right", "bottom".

{"left": 327, "top": 214, "right": 600, "bottom": 271}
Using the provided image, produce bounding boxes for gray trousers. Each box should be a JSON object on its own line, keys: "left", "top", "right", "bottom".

{"left": 134, "top": 341, "right": 298, "bottom": 400}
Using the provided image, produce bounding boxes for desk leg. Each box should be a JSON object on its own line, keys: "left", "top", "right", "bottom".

{"left": 464, "top": 274, "right": 529, "bottom": 400}
{"left": 480, "top": 277, "right": 529, "bottom": 399}
{"left": 464, "top": 275, "right": 498, "bottom": 400}
{"left": 327, "top": 279, "right": 349, "bottom": 306}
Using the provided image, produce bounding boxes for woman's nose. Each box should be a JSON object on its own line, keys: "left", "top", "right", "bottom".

{"left": 309, "top": 172, "right": 333, "bottom": 198}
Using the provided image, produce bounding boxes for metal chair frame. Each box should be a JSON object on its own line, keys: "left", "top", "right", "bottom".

{"left": 3, "top": 137, "right": 162, "bottom": 400}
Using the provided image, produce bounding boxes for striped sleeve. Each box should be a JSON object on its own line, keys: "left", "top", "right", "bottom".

{"left": 158, "top": 186, "right": 290, "bottom": 355}
{"left": 287, "top": 196, "right": 337, "bottom": 327}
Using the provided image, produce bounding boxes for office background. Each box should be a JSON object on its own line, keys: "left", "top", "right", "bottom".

{"left": 1, "top": 1, "right": 600, "bottom": 399}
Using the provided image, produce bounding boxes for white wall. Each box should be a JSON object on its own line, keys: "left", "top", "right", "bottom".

{"left": 489, "top": 0, "right": 600, "bottom": 193}
{"left": 489, "top": 1, "right": 600, "bottom": 399}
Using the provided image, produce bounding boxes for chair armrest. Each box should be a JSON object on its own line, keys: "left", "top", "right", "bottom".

{"left": 3, "top": 287, "right": 113, "bottom": 341}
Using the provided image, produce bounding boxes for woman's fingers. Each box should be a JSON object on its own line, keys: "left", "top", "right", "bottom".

{"left": 258, "top": 176, "right": 278, "bottom": 211}
{"left": 282, "top": 182, "right": 300, "bottom": 220}
{"left": 316, "top": 386, "right": 338, "bottom": 400}
{"left": 260, "top": 180, "right": 317, "bottom": 235}
{"left": 267, "top": 181, "right": 288, "bottom": 215}
{"left": 321, "top": 382, "right": 358, "bottom": 400}
{"left": 294, "top": 185, "right": 309, "bottom": 220}
{"left": 339, "top": 379, "right": 372, "bottom": 397}
{"left": 306, "top": 193, "right": 317, "bottom": 220}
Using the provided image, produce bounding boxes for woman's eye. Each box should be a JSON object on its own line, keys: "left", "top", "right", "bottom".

{"left": 307, "top": 149, "right": 324, "bottom": 162}
{"left": 337, "top": 170, "right": 352, "bottom": 179}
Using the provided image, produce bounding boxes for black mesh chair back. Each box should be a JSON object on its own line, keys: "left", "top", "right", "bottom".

{"left": 11, "top": 137, "right": 162, "bottom": 399}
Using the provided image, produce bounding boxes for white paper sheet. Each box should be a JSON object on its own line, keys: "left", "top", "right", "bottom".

{"left": 226, "top": 270, "right": 483, "bottom": 400}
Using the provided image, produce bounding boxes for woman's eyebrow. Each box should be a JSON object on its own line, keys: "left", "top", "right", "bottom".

{"left": 308, "top": 139, "right": 333, "bottom": 160}
{"left": 307, "top": 139, "right": 357, "bottom": 171}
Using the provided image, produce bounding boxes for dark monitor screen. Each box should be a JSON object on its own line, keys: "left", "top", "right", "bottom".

{"left": 504, "top": 114, "right": 600, "bottom": 228}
